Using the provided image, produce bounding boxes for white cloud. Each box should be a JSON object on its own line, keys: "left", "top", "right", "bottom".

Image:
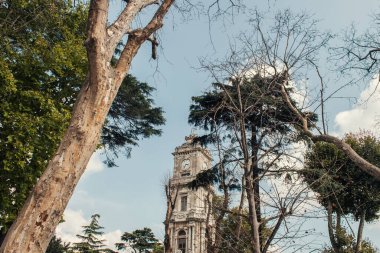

{"left": 335, "top": 78, "right": 380, "bottom": 135}
{"left": 84, "top": 151, "right": 105, "bottom": 176}
{"left": 103, "top": 229, "right": 123, "bottom": 250}
{"left": 56, "top": 209, "right": 87, "bottom": 244}
{"left": 56, "top": 208, "right": 122, "bottom": 251}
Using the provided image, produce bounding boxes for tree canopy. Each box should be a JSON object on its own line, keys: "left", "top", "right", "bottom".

{"left": 72, "top": 214, "right": 115, "bottom": 253}
{"left": 302, "top": 133, "right": 380, "bottom": 221}
{"left": 116, "top": 227, "right": 159, "bottom": 253}
{"left": 0, "top": 0, "right": 164, "bottom": 240}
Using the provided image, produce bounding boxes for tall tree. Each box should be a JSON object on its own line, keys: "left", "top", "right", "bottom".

{"left": 0, "top": 0, "right": 173, "bottom": 250}
{"left": 302, "top": 133, "right": 380, "bottom": 253}
{"left": 46, "top": 235, "right": 71, "bottom": 253}
{"left": 3, "top": 1, "right": 380, "bottom": 252}
{"left": 116, "top": 227, "right": 159, "bottom": 253}
{"left": 0, "top": 0, "right": 164, "bottom": 244}
{"left": 189, "top": 73, "right": 312, "bottom": 252}
{"left": 188, "top": 12, "right": 326, "bottom": 253}
{"left": 72, "top": 214, "right": 114, "bottom": 253}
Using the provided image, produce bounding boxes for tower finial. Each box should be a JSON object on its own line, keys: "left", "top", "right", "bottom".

{"left": 185, "top": 129, "right": 197, "bottom": 144}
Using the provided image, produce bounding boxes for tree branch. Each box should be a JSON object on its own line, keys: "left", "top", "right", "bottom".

{"left": 106, "top": 0, "right": 158, "bottom": 61}
{"left": 279, "top": 76, "right": 380, "bottom": 181}
{"left": 114, "top": 0, "right": 174, "bottom": 86}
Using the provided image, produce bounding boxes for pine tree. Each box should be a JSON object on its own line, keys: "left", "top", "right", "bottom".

{"left": 72, "top": 214, "right": 114, "bottom": 253}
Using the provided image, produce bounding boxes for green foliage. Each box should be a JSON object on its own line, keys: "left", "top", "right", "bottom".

{"left": 189, "top": 74, "right": 312, "bottom": 139}
{"left": 46, "top": 235, "right": 71, "bottom": 253}
{"left": 322, "top": 227, "right": 378, "bottom": 253}
{"left": 302, "top": 133, "right": 380, "bottom": 221}
{"left": 0, "top": 0, "right": 164, "bottom": 237}
{"left": 102, "top": 75, "right": 165, "bottom": 167}
{"left": 152, "top": 243, "right": 164, "bottom": 253}
{"left": 72, "top": 214, "right": 115, "bottom": 253}
{"left": 187, "top": 164, "right": 240, "bottom": 191}
{"left": 0, "top": 0, "right": 87, "bottom": 236}
{"left": 188, "top": 74, "right": 315, "bottom": 189}
{"left": 216, "top": 207, "right": 255, "bottom": 253}
{"left": 116, "top": 227, "right": 159, "bottom": 253}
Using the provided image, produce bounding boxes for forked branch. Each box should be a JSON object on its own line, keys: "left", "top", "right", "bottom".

{"left": 279, "top": 76, "right": 380, "bottom": 181}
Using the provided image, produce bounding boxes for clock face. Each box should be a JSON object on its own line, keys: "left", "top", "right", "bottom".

{"left": 181, "top": 159, "right": 190, "bottom": 170}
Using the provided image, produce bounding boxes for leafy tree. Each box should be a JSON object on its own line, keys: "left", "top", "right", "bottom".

{"left": 0, "top": 0, "right": 164, "bottom": 242}
{"left": 189, "top": 71, "right": 314, "bottom": 252}
{"left": 0, "top": 0, "right": 86, "bottom": 240}
{"left": 72, "top": 214, "right": 114, "bottom": 253}
{"left": 46, "top": 235, "right": 71, "bottom": 253}
{"left": 116, "top": 227, "right": 159, "bottom": 253}
{"left": 217, "top": 207, "right": 253, "bottom": 253}
{"left": 302, "top": 133, "right": 380, "bottom": 252}
{"left": 152, "top": 243, "right": 164, "bottom": 253}
{"left": 322, "top": 227, "right": 378, "bottom": 253}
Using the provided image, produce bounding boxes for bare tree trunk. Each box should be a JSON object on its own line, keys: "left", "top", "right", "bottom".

{"left": 234, "top": 81, "right": 261, "bottom": 253}
{"left": 251, "top": 126, "right": 263, "bottom": 247}
{"left": 164, "top": 184, "right": 178, "bottom": 253}
{"left": 327, "top": 201, "right": 340, "bottom": 253}
{"left": 261, "top": 208, "right": 285, "bottom": 253}
{"left": 235, "top": 175, "right": 245, "bottom": 240}
{"left": 336, "top": 211, "right": 342, "bottom": 249}
{"left": 0, "top": 1, "right": 174, "bottom": 252}
{"left": 205, "top": 189, "right": 214, "bottom": 253}
{"left": 355, "top": 211, "right": 366, "bottom": 253}
{"left": 212, "top": 172, "right": 230, "bottom": 253}
{"left": 245, "top": 172, "right": 261, "bottom": 253}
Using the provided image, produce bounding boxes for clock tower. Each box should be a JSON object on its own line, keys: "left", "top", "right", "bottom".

{"left": 168, "top": 134, "right": 214, "bottom": 253}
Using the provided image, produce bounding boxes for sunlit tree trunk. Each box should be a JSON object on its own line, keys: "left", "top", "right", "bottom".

{"left": 355, "top": 211, "right": 366, "bottom": 253}
{"left": 0, "top": 0, "right": 174, "bottom": 252}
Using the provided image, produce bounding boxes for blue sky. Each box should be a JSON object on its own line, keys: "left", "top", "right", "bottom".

{"left": 56, "top": 0, "right": 380, "bottom": 251}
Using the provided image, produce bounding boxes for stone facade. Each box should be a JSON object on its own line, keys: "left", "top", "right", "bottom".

{"left": 168, "top": 135, "right": 214, "bottom": 253}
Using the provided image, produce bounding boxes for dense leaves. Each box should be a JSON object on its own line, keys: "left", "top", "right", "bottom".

{"left": 72, "top": 214, "right": 115, "bottom": 253}
{"left": 102, "top": 75, "right": 165, "bottom": 167}
{"left": 188, "top": 74, "right": 315, "bottom": 191}
{"left": 0, "top": 0, "right": 164, "bottom": 239}
{"left": 302, "top": 133, "right": 380, "bottom": 221}
{"left": 322, "top": 227, "right": 378, "bottom": 253}
{"left": 0, "top": 0, "right": 87, "bottom": 237}
{"left": 46, "top": 235, "right": 71, "bottom": 253}
{"left": 189, "top": 75, "right": 312, "bottom": 139}
{"left": 116, "top": 227, "right": 159, "bottom": 253}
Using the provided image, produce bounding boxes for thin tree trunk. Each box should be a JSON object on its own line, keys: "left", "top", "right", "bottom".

{"left": 245, "top": 172, "right": 261, "bottom": 253}
{"left": 235, "top": 175, "right": 245, "bottom": 240}
{"left": 327, "top": 201, "right": 340, "bottom": 253}
{"left": 212, "top": 166, "right": 230, "bottom": 253}
{"left": 251, "top": 126, "right": 262, "bottom": 247}
{"left": 235, "top": 81, "right": 261, "bottom": 253}
{"left": 355, "top": 211, "right": 366, "bottom": 253}
{"left": 205, "top": 189, "right": 214, "bottom": 253}
{"left": 336, "top": 211, "right": 342, "bottom": 249}
{"left": 164, "top": 184, "right": 178, "bottom": 253}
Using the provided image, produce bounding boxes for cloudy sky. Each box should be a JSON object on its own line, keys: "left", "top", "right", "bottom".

{"left": 55, "top": 0, "right": 380, "bottom": 251}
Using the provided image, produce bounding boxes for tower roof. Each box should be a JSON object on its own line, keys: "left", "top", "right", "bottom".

{"left": 172, "top": 134, "right": 212, "bottom": 160}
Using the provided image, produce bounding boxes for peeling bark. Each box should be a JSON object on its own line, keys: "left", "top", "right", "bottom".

{"left": 0, "top": 0, "right": 174, "bottom": 252}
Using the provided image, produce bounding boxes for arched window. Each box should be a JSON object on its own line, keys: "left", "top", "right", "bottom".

{"left": 178, "top": 230, "right": 186, "bottom": 253}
